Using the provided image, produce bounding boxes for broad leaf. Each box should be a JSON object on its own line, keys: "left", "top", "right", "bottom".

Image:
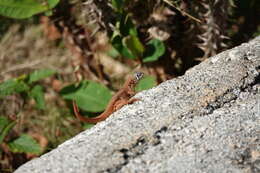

{"left": 8, "top": 134, "right": 41, "bottom": 154}
{"left": 0, "top": 116, "right": 9, "bottom": 133}
{"left": 0, "top": 117, "right": 16, "bottom": 144}
{"left": 120, "top": 44, "right": 136, "bottom": 59}
{"left": 60, "top": 80, "right": 112, "bottom": 112}
{"left": 143, "top": 39, "right": 165, "bottom": 63}
{"left": 27, "top": 69, "right": 56, "bottom": 84}
{"left": 135, "top": 76, "right": 157, "bottom": 92}
{"left": 0, "top": 79, "right": 29, "bottom": 98}
{"left": 111, "top": 35, "right": 136, "bottom": 59}
{"left": 83, "top": 123, "right": 94, "bottom": 129}
{"left": 0, "top": 0, "right": 60, "bottom": 19}
{"left": 29, "top": 85, "right": 45, "bottom": 110}
{"left": 111, "top": 0, "right": 124, "bottom": 12}
{"left": 120, "top": 14, "right": 137, "bottom": 37}
{"left": 123, "top": 35, "right": 145, "bottom": 58}
{"left": 107, "top": 46, "right": 120, "bottom": 58}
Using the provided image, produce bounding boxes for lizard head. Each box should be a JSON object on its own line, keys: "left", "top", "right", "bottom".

{"left": 125, "top": 72, "right": 144, "bottom": 89}
{"left": 134, "top": 72, "right": 144, "bottom": 82}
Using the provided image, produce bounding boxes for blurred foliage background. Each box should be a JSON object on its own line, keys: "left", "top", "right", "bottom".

{"left": 0, "top": 0, "right": 259, "bottom": 172}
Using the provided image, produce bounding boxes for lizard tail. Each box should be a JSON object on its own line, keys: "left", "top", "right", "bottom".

{"left": 72, "top": 101, "right": 107, "bottom": 124}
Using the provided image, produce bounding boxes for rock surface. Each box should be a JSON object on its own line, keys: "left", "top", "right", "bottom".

{"left": 15, "top": 37, "right": 260, "bottom": 173}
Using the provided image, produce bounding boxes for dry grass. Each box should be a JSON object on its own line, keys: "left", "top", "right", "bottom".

{"left": 0, "top": 24, "right": 72, "bottom": 81}
{"left": 0, "top": 23, "right": 83, "bottom": 155}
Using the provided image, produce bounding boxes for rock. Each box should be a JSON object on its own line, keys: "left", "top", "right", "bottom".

{"left": 15, "top": 36, "right": 260, "bottom": 173}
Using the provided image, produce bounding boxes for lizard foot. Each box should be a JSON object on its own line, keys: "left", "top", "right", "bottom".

{"left": 127, "top": 98, "right": 140, "bottom": 104}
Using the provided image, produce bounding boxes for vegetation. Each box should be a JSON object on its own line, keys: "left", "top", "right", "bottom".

{"left": 0, "top": 0, "right": 259, "bottom": 171}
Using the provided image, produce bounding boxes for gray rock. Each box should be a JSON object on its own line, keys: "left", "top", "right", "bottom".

{"left": 15, "top": 37, "right": 260, "bottom": 173}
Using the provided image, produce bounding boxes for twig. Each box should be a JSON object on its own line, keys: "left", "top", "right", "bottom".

{"left": 1, "top": 59, "right": 45, "bottom": 75}
{"left": 163, "top": 0, "right": 202, "bottom": 23}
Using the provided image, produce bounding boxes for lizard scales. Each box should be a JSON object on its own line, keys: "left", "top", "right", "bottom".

{"left": 73, "top": 72, "right": 143, "bottom": 123}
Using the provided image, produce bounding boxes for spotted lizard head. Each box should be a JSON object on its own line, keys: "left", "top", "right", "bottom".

{"left": 126, "top": 72, "right": 144, "bottom": 89}
{"left": 134, "top": 72, "right": 144, "bottom": 82}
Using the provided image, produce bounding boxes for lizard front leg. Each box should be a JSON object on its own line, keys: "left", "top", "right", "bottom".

{"left": 127, "top": 98, "right": 140, "bottom": 104}
{"left": 127, "top": 89, "right": 136, "bottom": 96}
{"left": 114, "top": 99, "right": 128, "bottom": 111}
{"left": 114, "top": 98, "right": 140, "bottom": 110}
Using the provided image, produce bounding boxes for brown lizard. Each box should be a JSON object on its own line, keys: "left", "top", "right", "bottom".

{"left": 73, "top": 72, "right": 144, "bottom": 123}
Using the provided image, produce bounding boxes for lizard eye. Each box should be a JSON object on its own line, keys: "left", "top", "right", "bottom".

{"left": 134, "top": 72, "right": 144, "bottom": 81}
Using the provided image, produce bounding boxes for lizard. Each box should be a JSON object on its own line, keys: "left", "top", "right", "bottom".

{"left": 72, "top": 72, "right": 144, "bottom": 124}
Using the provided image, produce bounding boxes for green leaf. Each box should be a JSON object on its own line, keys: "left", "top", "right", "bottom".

{"left": 111, "top": 35, "right": 136, "bottom": 59}
{"left": 106, "top": 46, "right": 120, "bottom": 58}
{"left": 82, "top": 123, "right": 94, "bottom": 129}
{"left": 0, "top": 79, "right": 29, "bottom": 98}
{"left": 120, "top": 45, "right": 136, "bottom": 59}
{"left": 46, "top": 0, "right": 59, "bottom": 7}
{"left": 44, "top": 9, "right": 53, "bottom": 16}
{"left": 29, "top": 85, "right": 45, "bottom": 110}
{"left": 60, "top": 80, "right": 112, "bottom": 112}
{"left": 0, "top": 0, "right": 60, "bottom": 19}
{"left": 123, "top": 35, "right": 145, "bottom": 58}
{"left": 135, "top": 76, "right": 157, "bottom": 92}
{"left": 143, "top": 39, "right": 165, "bottom": 63}
{"left": 111, "top": 34, "right": 123, "bottom": 53}
{"left": 0, "top": 116, "right": 9, "bottom": 133}
{"left": 120, "top": 14, "right": 137, "bottom": 36}
{"left": 0, "top": 117, "right": 16, "bottom": 144}
{"left": 27, "top": 69, "right": 56, "bottom": 84}
{"left": 8, "top": 134, "right": 41, "bottom": 154}
{"left": 111, "top": 0, "right": 124, "bottom": 12}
